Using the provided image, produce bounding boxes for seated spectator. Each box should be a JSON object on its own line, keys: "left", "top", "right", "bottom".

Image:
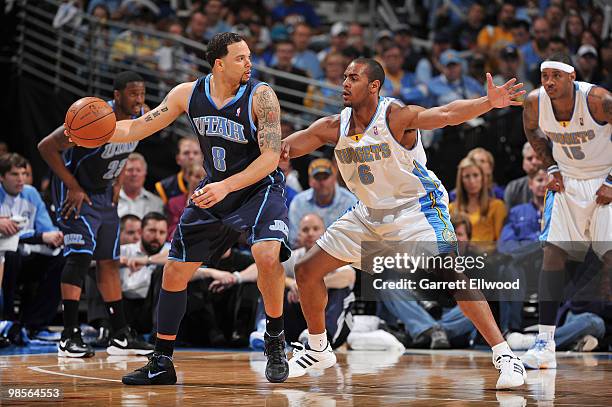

{"left": 0, "top": 153, "right": 64, "bottom": 345}
{"left": 451, "top": 3, "right": 485, "bottom": 51}
{"left": 166, "top": 163, "right": 205, "bottom": 239}
{"left": 118, "top": 153, "right": 163, "bottom": 219}
{"left": 288, "top": 158, "right": 357, "bottom": 247}
{"left": 519, "top": 17, "right": 551, "bottom": 77}
{"left": 347, "top": 22, "right": 373, "bottom": 58}
{"left": 565, "top": 11, "right": 585, "bottom": 55}
{"left": 504, "top": 142, "right": 542, "bottom": 210}
{"left": 380, "top": 44, "right": 427, "bottom": 106}
{"left": 266, "top": 39, "right": 309, "bottom": 114}
{"left": 467, "top": 147, "right": 505, "bottom": 200}
{"left": 393, "top": 24, "right": 420, "bottom": 72}
{"left": 601, "top": 38, "right": 612, "bottom": 90}
{"left": 575, "top": 45, "right": 604, "bottom": 85}
{"left": 109, "top": 12, "right": 160, "bottom": 71}
{"left": 272, "top": 0, "right": 320, "bottom": 29}
{"left": 415, "top": 31, "right": 451, "bottom": 85}
{"left": 291, "top": 22, "right": 323, "bottom": 80}
{"left": 510, "top": 19, "right": 530, "bottom": 48}
{"left": 245, "top": 213, "right": 355, "bottom": 347}
{"left": 183, "top": 10, "right": 209, "bottom": 65}
{"left": 476, "top": 2, "right": 515, "bottom": 64}
{"left": 449, "top": 157, "right": 507, "bottom": 242}
{"left": 494, "top": 46, "right": 533, "bottom": 99}
{"left": 119, "top": 214, "right": 141, "bottom": 245}
{"left": 318, "top": 22, "right": 349, "bottom": 63}
{"left": 304, "top": 51, "right": 348, "bottom": 115}
{"left": 427, "top": 50, "right": 485, "bottom": 107}
{"left": 155, "top": 137, "right": 202, "bottom": 206}
{"left": 204, "top": 0, "right": 231, "bottom": 42}
{"left": 118, "top": 212, "right": 169, "bottom": 335}
{"left": 545, "top": 4, "right": 564, "bottom": 37}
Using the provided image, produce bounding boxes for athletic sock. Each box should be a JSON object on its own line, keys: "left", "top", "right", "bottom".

{"left": 105, "top": 300, "right": 127, "bottom": 333}
{"left": 492, "top": 341, "right": 515, "bottom": 358}
{"left": 155, "top": 337, "right": 175, "bottom": 358}
{"left": 538, "top": 325, "right": 556, "bottom": 342}
{"left": 308, "top": 331, "right": 328, "bottom": 351}
{"left": 265, "top": 314, "right": 284, "bottom": 337}
{"left": 62, "top": 299, "right": 79, "bottom": 336}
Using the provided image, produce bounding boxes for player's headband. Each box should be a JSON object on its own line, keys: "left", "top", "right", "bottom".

{"left": 540, "top": 61, "right": 574, "bottom": 73}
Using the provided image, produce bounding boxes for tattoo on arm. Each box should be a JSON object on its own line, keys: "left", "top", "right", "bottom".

{"left": 143, "top": 96, "right": 169, "bottom": 123}
{"left": 255, "top": 87, "right": 281, "bottom": 152}
{"left": 523, "top": 95, "right": 556, "bottom": 168}
{"left": 603, "top": 94, "right": 612, "bottom": 123}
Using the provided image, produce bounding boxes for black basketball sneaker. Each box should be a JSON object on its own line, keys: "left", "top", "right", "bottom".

{"left": 122, "top": 353, "right": 177, "bottom": 385}
{"left": 264, "top": 332, "right": 289, "bottom": 383}
{"left": 58, "top": 327, "right": 95, "bottom": 358}
{"left": 107, "top": 327, "right": 154, "bottom": 356}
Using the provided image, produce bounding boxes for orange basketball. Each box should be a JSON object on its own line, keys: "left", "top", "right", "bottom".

{"left": 65, "top": 97, "right": 116, "bottom": 148}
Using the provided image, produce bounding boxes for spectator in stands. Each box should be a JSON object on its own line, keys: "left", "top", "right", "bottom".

{"left": 575, "top": 45, "right": 604, "bottom": 85}
{"left": 451, "top": 3, "right": 485, "bottom": 51}
{"left": 118, "top": 153, "right": 163, "bottom": 219}
{"left": 267, "top": 39, "right": 309, "bottom": 114}
{"left": 304, "top": 52, "right": 348, "bottom": 114}
{"left": 184, "top": 10, "right": 209, "bottom": 63}
{"left": 565, "top": 11, "right": 585, "bottom": 55}
{"left": 467, "top": 52, "right": 487, "bottom": 87}
{"left": 347, "top": 22, "right": 372, "bottom": 58}
{"left": 510, "top": 19, "right": 531, "bottom": 48}
{"left": 119, "top": 212, "right": 169, "bottom": 335}
{"left": 520, "top": 17, "right": 551, "bottom": 79}
{"left": 467, "top": 147, "right": 505, "bottom": 200}
{"left": 476, "top": 2, "right": 515, "bottom": 59}
{"left": 504, "top": 142, "right": 542, "bottom": 210}
{"left": 449, "top": 157, "right": 507, "bottom": 242}
{"left": 166, "top": 163, "right": 205, "bottom": 239}
{"left": 288, "top": 158, "right": 357, "bottom": 247}
{"left": 109, "top": 12, "right": 160, "bottom": 71}
{"left": 427, "top": 50, "right": 485, "bottom": 107}
{"left": 204, "top": 0, "right": 231, "bottom": 41}
{"left": 246, "top": 213, "right": 354, "bottom": 346}
{"left": 373, "top": 30, "right": 394, "bottom": 61}
{"left": 291, "top": 23, "right": 323, "bottom": 80}
{"left": 119, "top": 214, "right": 141, "bottom": 245}
{"left": 580, "top": 29, "right": 601, "bottom": 51}
{"left": 157, "top": 19, "right": 195, "bottom": 84}
{"left": 0, "top": 153, "right": 64, "bottom": 344}
{"left": 380, "top": 44, "right": 428, "bottom": 106}
{"left": 271, "top": 0, "right": 320, "bottom": 29}
{"left": 601, "top": 38, "right": 612, "bottom": 90}
{"left": 155, "top": 137, "right": 202, "bottom": 206}
{"left": 318, "top": 22, "right": 349, "bottom": 63}
{"left": 588, "top": 9, "right": 605, "bottom": 39}
{"left": 393, "top": 24, "right": 420, "bottom": 72}
{"left": 494, "top": 46, "right": 533, "bottom": 98}
{"left": 545, "top": 4, "right": 564, "bottom": 37}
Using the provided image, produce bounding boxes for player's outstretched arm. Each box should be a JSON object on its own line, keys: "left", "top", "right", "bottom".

{"left": 281, "top": 115, "right": 340, "bottom": 160}
{"left": 392, "top": 73, "right": 525, "bottom": 131}
{"left": 109, "top": 82, "right": 193, "bottom": 143}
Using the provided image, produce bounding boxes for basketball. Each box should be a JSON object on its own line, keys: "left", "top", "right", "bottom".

{"left": 65, "top": 97, "right": 116, "bottom": 148}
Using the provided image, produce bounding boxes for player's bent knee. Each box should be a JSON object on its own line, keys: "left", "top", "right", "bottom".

{"left": 61, "top": 253, "right": 93, "bottom": 287}
{"left": 252, "top": 251, "right": 280, "bottom": 272}
{"left": 162, "top": 261, "right": 195, "bottom": 290}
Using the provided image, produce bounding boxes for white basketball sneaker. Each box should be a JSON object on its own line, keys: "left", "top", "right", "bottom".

{"left": 495, "top": 355, "right": 526, "bottom": 389}
{"left": 288, "top": 342, "right": 337, "bottom": 378}
{"left": 521, "top": 333, "right": 556, "bottom": 369}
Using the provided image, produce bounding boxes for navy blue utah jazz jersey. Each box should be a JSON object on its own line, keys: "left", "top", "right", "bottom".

{"left": 59, "top": 100, "right": 143, "bottom": 192}
{"left": 186, "top": 75, "right": 284, "bottom": 208}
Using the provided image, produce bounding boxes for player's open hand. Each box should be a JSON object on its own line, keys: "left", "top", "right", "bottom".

{"left": 62, "top": 186, "right": 92, "bottom": 219}
{"left": 191, "top": 181, "right": 231, "bottom": 209}
{"left": 595, "top": 183, "right": 612, "bottom": 205}
{"left": 486, "top": 73, "right": 526, "bottom": 108}
{"left": 546, "top": 171, "right": 565, "bottom": 193}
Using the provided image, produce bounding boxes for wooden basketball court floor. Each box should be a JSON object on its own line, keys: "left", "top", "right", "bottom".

{"left": 1, "top": 348, "right": 610, "bottom": 406}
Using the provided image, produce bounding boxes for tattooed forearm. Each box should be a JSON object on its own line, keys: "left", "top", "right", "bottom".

{"left": 523, "top": 94, "right": 556, "bottom": 169}
{"left": 143, "top": 99, "right": 169, "bottom": 123}
{"left": 255, "top": 87, "right": 281, "bottom": 152}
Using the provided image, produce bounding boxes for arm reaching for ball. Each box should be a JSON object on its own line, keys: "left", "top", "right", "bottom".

{"left": 109, "top": 82, "right": 194, "bottom": 143}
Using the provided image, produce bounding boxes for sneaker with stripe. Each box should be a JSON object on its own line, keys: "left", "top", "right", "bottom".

{"left": 495, "top": 355, "right": 526, "bottom": 389}
{"left": 288, "top": 341, "right": 336, "bottom": 378}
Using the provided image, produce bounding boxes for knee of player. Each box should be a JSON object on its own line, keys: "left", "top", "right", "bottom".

{"left": 161, "top": 262, "right": 191, "bottom": 289}
{"left": 61, "top": 253, "right": 93, "bottom": 287}
{"left": 252, "top": 251, "right": 280, "bottom": 272}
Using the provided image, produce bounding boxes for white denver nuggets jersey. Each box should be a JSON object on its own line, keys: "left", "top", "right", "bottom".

{"left": 334, "top": 97, "right": 442, "bottom": 209}
{"left": 538, "top": 81, "right": 611, "bottom": 179}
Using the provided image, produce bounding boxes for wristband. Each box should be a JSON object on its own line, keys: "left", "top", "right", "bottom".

{"left": 233, "top": 271, "right": 242, "bottom": 284}
{"left": 547, "top": 165, "right": 560, "bottom": 176}
{"left": 605, "top": 173, "right": 612, "bottom": 187}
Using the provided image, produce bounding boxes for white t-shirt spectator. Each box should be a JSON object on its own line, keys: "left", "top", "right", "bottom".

{"left": 117, "top": 188, "right": 164, "bottom": 219}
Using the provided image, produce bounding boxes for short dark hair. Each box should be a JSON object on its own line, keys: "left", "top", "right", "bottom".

{"left": 352, "top": 58, "right": 385, "bottom": 88}
{"left": 120, "top": 214, "right": 141, "bottom": 230}
{"left": 142, "top": 212, "right": 167, "bottom": 229}
{"left": 206, "top": 32, "right": 245, "bottom": 67}
{"left": 546, "top": 52, "right": 573, "bottom": 66}
{"left": 0, "top": 153, "right": 27, "bottom": 176}
{"left": 511, "top": 19, "right": 530, "bottom": 31}
{"left": 113, "top": 71, "right": 145, "bottom": 91}
{"left": 549, "top": 36, "right": 567, "bottom": 46}
{"left": 274, "top": 39, "right": 295, "bottom": 49}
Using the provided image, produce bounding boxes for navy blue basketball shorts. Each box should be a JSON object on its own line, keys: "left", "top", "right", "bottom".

{"left": 169, "top": 182, "right": 291, "bottom": 266}
{"left": 53, "top": 186, "right": 120, "bottom": 260}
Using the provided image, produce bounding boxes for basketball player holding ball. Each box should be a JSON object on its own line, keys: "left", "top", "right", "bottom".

{"left": 38, "top": 71, "right": 154, "bottom": 358}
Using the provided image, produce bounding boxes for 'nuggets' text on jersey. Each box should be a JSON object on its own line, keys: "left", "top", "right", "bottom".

{"left": 335, "top": 143, "right": 392, "bottom": 164}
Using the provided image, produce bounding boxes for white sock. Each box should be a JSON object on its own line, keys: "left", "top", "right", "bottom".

{"left": 492, "top": 341, "right": 515, "bottom": 358}
{"left": 308, "top": 331, "right": 327, "bottom": 351}
{"left": 539, "top": 325, "right": 556, "bottom": 341}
